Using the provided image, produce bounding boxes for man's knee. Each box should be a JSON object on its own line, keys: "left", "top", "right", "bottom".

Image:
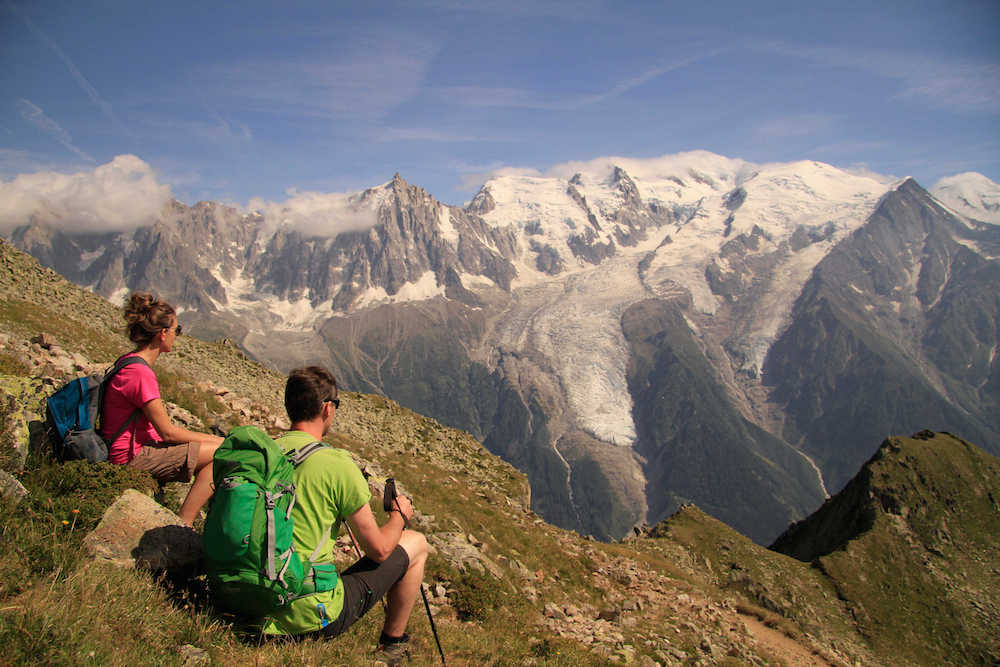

{"left": 398, "top": 529, "right": 427, "bottom": 566}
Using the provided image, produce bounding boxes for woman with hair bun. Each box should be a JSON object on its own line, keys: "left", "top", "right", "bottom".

{"left": 101, "top": 292, "right": 223, "bottom": 526}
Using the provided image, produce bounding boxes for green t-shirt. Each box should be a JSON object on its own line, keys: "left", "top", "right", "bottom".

{"left": 260, "top": 431, "right": 371, "bottom": 635}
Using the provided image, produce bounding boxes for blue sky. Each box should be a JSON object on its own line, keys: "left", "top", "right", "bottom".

{"left": 1, "top": 0, "right": 998, "bottom": 213}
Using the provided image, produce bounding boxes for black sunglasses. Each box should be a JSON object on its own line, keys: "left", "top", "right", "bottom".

{"left": 164, "top": 323, "right": 182, "bottom": 336}
{"left": 325, "top": 398, "right": 340, "bottom": 409}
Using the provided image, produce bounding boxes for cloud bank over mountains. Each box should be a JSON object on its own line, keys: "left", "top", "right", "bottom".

{"left": 2, "top": 153, "right": 997, "bottom": 239}
{"left": 0, "top": 155, "right": 381, "bottom": 237}
{"left": 0, "top": 155, "right": 170, "bottom": 233}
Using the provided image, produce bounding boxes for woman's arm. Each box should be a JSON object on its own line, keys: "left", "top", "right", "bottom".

{"left": 141, "top": 397, "right": 223, "bottom": 447}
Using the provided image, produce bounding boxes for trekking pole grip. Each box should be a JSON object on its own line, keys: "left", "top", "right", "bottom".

{"left": 384, "top": 477, "right": 410, "bottom": 529}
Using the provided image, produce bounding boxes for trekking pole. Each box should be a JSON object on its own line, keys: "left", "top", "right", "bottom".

{"left": 385, "top": 478, "right": 446, "bottom": 666}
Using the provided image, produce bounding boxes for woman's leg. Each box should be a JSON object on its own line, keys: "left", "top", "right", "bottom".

{"left": 177, "top": 441, "right": 219, "bottom": 526}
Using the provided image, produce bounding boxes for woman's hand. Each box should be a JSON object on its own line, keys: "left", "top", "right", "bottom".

{"left": 141, "top": 398, "right": 223, "bottom": 446}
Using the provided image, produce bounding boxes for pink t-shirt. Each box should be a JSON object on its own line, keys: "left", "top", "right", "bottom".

{"left": 100, "top": 354, "right": 161, "bottom": 464}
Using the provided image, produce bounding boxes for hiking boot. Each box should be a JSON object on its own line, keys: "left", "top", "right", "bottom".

{"left": 375, "top": 632, "right": 410, "bottom": 666}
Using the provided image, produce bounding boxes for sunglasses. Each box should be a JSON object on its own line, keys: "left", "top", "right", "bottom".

{"left": 325, "top": 398, "right": 340, "bottom": 409}
{"left": 164, "top": 323, "right": 183, "bottom": 336}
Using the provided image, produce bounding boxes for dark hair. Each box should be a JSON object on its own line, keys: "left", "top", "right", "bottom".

{"left": 124, "top": 292, "right": 176, "bottom": 347}
{"left": 285, "top": 366, "right": 338, "bottom": 423}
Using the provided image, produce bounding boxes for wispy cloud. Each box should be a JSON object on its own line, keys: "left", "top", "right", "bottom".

{"left": 195, "top": 30, "right": 440, "bottom": 123}
{"left": 809, "top": 139, "right": 891, "bottom": 157}
{"left": 0, "top": 148, "right": 69, "bottom": 177}
{"left": 9, "top": 1, "right": 132, "bottom": 137}
{"left": 758, "top": 41, "right": 1000, "bottom": 112}
{"left": 754, "top": 114, "right": 839, "bottom": 140}
{"left": 409, "top": 0, "right": 606, "bottom": 19}
{"left": 16, "top": 99, "right": 95, "bottom": 163}
{"left": 139, "top": 111, "right": 253, "bottom": 147}
{"left": 376, "top": 127, "right": 501, "bottom": 143}
{"left": 899, "top": 63, "right": 1000, "bottom": 110}
{"left": 434, "top": 51, "right": 724, "bottom": 111}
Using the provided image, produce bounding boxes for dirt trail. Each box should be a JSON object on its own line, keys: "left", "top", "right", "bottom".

{"left": 740, "top": 613, "right": 837, "bottom": 667}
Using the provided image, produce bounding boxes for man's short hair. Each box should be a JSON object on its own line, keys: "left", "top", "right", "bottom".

{"left": 285, "top": 366, "right": 338, "bottom": 423}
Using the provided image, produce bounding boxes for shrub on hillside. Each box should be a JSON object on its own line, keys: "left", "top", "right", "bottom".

{"left": 448, "top": 569, "right": 505, "bottom": 622}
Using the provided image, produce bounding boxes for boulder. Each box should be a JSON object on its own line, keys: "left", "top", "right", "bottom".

{"left": 83, "top": 489, "right": 202, "bottom": 570}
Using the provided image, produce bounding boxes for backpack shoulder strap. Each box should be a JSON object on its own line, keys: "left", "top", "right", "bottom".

{"left": 285, "top": 441, "right": 337, "bottom": 566}
{"left": 97, "top": 355, "right": 152, "bottom": 443}
{"left": 287, "top": 441, "right": 329, "bottom": 467}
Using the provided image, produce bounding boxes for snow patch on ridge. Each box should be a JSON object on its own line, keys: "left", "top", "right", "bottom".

{"left": 437, "top": 204, "right": 458, "bottom": 244}
{"left": 78, "top": 248, "right": 104, "bottom": 272}
{"left": 355, "top": 271, "right": 445, "bottom": 309}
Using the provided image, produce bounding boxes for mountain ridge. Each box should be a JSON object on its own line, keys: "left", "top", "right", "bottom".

{"left": 7, "top": 152, "right": 999, "bottom": 543}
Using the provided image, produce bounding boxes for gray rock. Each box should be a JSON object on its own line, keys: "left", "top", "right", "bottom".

{"left": 177, "top": 644, "right": 210, "bottom": 666}
{"left": 598, "top": 608, "right": 620, "bottom": 622}
{"left": 0, "top": 469, "right": 27, "bottom": 503}
{"left": 30, "top": 333, "right": 55, "bottom": 349}
{"left": 83, "top": 489, "right": 201, "bottom": 570}
{"left": 543, "top": 603, "right": 566, "bottom": 620}
{"left": 623, "top": 598, "right": 641, "bottom": 612}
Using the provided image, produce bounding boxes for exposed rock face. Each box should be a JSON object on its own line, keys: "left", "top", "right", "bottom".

{"left": 82, "top": 489, "right": 201, "bottom": 569}
{"left": 763, "top": 180, "right": 1000, "bottom": 493}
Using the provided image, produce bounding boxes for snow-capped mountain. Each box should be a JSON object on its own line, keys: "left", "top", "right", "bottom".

{"left": 932, "top": 172, "right": 1000, "bottom": 226}
{"left": 9, "top": 153, "right": 999, "bottom": 543}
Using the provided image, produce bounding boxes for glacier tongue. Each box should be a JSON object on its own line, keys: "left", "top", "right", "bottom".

{"left": 493, "top": 252, "right": 651, "bottom": 447}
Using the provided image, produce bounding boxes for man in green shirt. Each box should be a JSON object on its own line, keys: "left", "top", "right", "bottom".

{"left": 262, "top": 366, "right": 428, "bottom": 663}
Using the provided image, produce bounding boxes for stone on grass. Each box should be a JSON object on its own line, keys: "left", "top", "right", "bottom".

{"left": 0, "top": 469, "right": 27, "bottom": 503}
{"left": 83, "top": 489, "right": 201, "bottom": 570}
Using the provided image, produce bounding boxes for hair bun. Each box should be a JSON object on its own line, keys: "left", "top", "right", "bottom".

{"left": 124, "top": 292, "right": 155, "bottom": 324}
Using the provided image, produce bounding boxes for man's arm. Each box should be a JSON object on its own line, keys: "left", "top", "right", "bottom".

{"left": 346, "top": 494, "right": 414, "bottom": 562}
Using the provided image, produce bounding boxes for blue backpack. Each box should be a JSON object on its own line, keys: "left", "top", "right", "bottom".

{"left": 46, "top": 356, "right": 150, "bottom": 462}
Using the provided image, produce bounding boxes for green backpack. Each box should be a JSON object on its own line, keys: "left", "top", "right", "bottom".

{"left": 203, "top": 425, "right": 338, "bottom": 617}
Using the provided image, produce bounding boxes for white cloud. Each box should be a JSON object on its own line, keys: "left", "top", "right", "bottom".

{"left": 0, "top": 155, "right": 172, "bottom": 234}
{"left": 247, "top": 188, "right": 380, "bottom": 238}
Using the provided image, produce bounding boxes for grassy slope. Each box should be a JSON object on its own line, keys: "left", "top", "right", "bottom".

{"left": 0, "top": 239, "right": 750, "bottom": 665}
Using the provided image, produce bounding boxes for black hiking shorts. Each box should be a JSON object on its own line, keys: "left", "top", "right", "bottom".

{"left": 320, "top": 545, "right": 410, "bottom": 639}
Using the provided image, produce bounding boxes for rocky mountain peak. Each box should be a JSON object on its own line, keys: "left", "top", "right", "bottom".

{"left": 610, "top": 166, "right": 641, "bottom": 208}
{"left": 466, "top": 185, "right": 496, "bottom": 215}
